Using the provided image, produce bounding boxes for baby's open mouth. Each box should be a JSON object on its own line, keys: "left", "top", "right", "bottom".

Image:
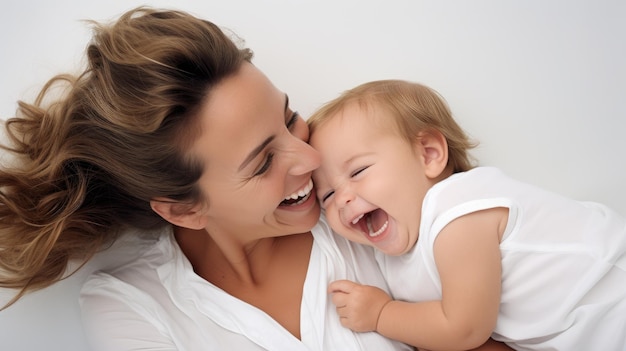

{"left": 280, "top": 179, "right": 313, "bottom": 206}
{"left": 352, "top": 209, "right": 389, "bottom": 237}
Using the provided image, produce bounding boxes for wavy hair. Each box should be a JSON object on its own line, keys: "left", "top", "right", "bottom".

{"left": 0, "top": 7, "right": 252, "bottom": 308}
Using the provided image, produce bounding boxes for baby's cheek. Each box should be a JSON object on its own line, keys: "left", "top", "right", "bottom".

{"left": 328, "top": 211, "right": 348, "bottom": 236}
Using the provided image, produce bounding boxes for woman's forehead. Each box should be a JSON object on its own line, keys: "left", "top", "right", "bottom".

{"left": 190, "top": 63, "right": 286, "bottom": 166}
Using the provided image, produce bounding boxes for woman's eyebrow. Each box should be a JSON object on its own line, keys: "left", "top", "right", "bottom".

{"left": 239, "top": 136, "right": 275, "bottom": 171}
{"left": 238, "top": 94, "right": 289, "bottom": 172}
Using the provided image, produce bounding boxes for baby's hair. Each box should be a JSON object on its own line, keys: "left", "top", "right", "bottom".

{"left": 308, "top": 79, "right": 477, "bottom": 173}
{"left": 0, "top": 7, "right": 252, "bottom": 308}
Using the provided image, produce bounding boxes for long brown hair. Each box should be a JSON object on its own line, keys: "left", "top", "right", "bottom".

{"left": 0, "top": 7, "right": 252, "bottom": 307}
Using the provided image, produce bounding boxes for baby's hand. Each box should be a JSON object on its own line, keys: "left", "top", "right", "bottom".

{"left": 328, "top": 280, "right": 392, "bottom": 332}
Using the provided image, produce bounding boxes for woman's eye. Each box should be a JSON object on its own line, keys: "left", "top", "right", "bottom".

{"left": 350, "top": 166, "right": 369, "bottom": 178}
{"left": 254, "top": 153, "right": 274, "bottom": 176}
{"left": 286, "top": 111, "right": 299, "bottom": 130}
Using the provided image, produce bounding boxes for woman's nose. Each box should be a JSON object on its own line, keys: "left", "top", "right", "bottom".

{"left": 288, "top": 139, "right": 321, "bottom": 175}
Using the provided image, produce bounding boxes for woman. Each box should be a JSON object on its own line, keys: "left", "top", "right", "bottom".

{"left": 0, "top": 7, "right": 510, "bottom": 350}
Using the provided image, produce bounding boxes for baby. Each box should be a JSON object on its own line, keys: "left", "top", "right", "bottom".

{"left": 308, "top": 80, "right": 626, "bottom": 350}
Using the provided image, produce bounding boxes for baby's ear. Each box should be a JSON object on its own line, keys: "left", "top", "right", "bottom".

{"left": 415, "top": 130, "right": 448, "bottom": 179}
{"left": 150, "top": 198, "right": 209, "bottom": 230}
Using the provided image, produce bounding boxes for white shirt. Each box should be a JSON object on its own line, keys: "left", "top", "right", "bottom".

{"left": 377, "top": 167, "right": 626, "bottom": 350}
{"left": 80, "top": 215, "right": 411, "bottom": 351}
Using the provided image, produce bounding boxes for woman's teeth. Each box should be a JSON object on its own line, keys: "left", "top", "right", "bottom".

{"left": 283, "top": 179, "right": 313, "bottom": 205}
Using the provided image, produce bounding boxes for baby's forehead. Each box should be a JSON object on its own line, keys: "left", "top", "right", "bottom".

{"left": 309, "top": 97, "right": 406, "bottom": 145}
{"left": 343, "top": 101, "right": 407, "bottom": 136}
{"left": 331, "top": 100, "right": 395, "bottom": 127}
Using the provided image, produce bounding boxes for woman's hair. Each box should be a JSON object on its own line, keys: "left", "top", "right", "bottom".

{"left": 308, "top": 79, "right": 477, "bottom": 173}
{"left": 0, "top": 7, "right": 252, "bottom": 306}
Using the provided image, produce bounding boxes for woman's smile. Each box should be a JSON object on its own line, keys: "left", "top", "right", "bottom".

{"left": 281, "top": 179, "right": 314, "bottom": 206}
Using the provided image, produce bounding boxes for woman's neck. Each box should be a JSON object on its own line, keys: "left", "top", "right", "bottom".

{"left": 173, "top": 226, "right": 314, "bottom": 288}
{"left": 173, "top": 226, "right": 314, "bottom": 339}
{"left": 173, "top": 226, "right": 264, "bottom": 285}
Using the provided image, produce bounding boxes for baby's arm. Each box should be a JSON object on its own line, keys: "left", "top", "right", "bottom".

{"left": 331, "top": 207, "right": 506, "bottom": 350}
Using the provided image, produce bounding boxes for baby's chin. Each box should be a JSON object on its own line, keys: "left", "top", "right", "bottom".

{"left": 376, "top": 243, "right": 411, "bottom": 256}
{"left": 370, "top": 225, "right": 414, "bottom": 256}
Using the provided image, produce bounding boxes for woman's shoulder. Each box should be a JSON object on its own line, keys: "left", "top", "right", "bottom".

{"left": 80, "top": 225, "right": 175, "bottom": 296}
{"left": 79, "top": 229, "right": 179, "bottom": 350}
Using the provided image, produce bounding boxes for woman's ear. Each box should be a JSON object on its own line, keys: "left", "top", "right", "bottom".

{"left": 150, "top": 198, "right": 209, "bottom": 230}
{"left": 415, "top": 130, "right": 449, "bottom": 179}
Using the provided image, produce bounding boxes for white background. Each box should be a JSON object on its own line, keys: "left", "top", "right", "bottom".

{"left": 1, "top": 1, "right": 625, "bottom": 350}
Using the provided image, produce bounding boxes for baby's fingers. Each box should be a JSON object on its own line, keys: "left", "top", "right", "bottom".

{"left": 328, "top": 279, "right": 359, "bottom": 294}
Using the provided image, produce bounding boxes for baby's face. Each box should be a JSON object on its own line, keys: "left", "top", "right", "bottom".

{"left": 309, "top": 103, "right": 427, "bottom": 256}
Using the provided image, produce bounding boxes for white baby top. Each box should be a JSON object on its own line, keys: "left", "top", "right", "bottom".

{"left": 80, "top": 215, "right": 411, "bottom": 351}
{"left": 377, "top": 167, "right": 626, "bottom": 350}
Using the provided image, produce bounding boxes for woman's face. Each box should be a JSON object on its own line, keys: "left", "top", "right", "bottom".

{"left": 190, "top": 63, "right": 321, "bottom": 244}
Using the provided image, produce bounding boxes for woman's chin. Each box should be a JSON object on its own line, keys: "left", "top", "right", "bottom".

{"left": 277, "top": 195, "right": 321, "bottom": 232}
